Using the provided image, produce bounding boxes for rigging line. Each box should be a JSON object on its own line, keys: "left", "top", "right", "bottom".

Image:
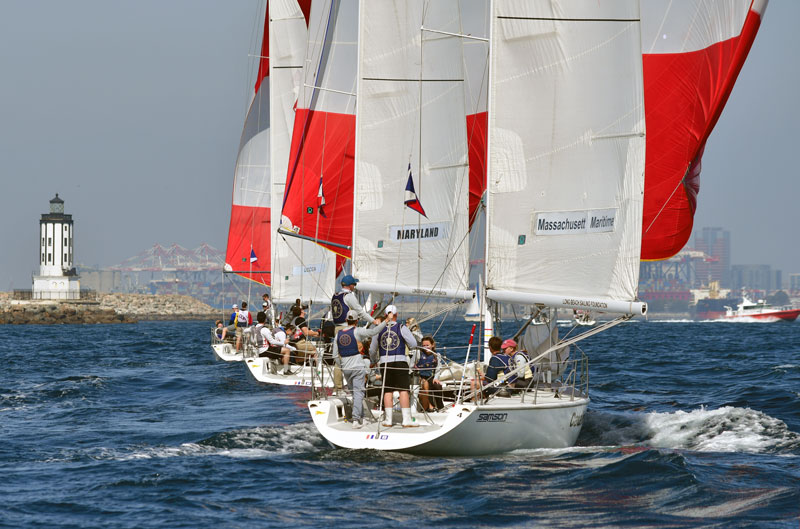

{"left": 643, "top": 164, "right": 690, "bottom": 234}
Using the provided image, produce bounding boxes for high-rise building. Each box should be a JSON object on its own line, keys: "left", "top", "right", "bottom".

{"left": 693, "top": 227, "right": 731, "bottom": 287}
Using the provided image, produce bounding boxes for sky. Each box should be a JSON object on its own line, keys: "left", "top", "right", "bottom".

{"left": 1, "top": 1, "right": 798, "bottom": 290}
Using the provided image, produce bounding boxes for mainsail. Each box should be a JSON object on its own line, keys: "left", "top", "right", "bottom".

{"left": 351, "top": 0, "right": 471, "bottom": 298}
{"left": 280, "top": 0, "right": 358, "bottom": 259}
{"left": 640, "top": 0, "right": 767, "bottom": 260}
{"left": 484, "top": 0, "right": 647, "bottom": 314}
{"left": 223, "top": 5, "right": 272, "bottom": 285}
{"left": 269, "top": 0, "right": 336, "bottom": 303}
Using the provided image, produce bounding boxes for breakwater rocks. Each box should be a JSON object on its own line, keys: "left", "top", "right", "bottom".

{"left": 98, "top": 293, "right": 217, "bottom": 321}
{"left": 0, "top": 293, "right": 217, "bottom": 325}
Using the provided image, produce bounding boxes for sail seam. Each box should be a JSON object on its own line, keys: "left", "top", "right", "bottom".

{"left": 497, "top": 17, "right": 639, "bottom": 22}
{"left": 362, "top": 77, "right": 464, "bottom": 82}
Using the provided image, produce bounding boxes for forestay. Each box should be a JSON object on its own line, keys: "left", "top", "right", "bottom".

{"left": 269, "top": 0, "right": 336, "bottom": 303}
{"left": 352, "top": 0, "right": 471, "bottom": 298}
{"left": 485, "top": 0, "right": 646, "bottom": 311}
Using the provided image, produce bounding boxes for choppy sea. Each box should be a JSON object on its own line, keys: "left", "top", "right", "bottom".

{"left": 1, "top": 318, "right": 798, "bottom": 528}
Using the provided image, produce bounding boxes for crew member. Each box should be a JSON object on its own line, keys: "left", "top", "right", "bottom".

{"left": 369, "top": 305, "right": 417, "bottom": 427}
{"left": 332, "top": 311, "right": 387, "bottom": 429}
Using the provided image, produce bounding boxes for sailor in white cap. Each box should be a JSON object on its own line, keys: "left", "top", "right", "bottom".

{"left": 332, "top": 310, "right": 387, "bottom": 429}
{"left": 369, "top": 304, "right": 418, "bottom": 427}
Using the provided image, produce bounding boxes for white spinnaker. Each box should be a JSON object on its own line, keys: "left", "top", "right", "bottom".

{"left": 352, "top": 0, "right": 470, "bottom": 294}
{"left": 270, "top": 0, "right": 335, "bottom": 304}
{"left": 641, "top": 0, "right": 760, "bottom": 54}
{"left": 485, "top": 0, "right": 645, "bottom": 302}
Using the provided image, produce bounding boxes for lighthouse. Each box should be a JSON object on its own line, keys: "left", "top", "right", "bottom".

{"left": 32, "top": 194, "right": 81, "bottom": 300}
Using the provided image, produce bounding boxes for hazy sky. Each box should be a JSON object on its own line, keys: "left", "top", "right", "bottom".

{"left": 1, "top": 1, "right": 798, "bottom": 289}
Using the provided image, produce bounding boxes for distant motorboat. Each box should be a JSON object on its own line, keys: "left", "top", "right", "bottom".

{"left": 721, "top": 296, "right": 800, "bottom": 322}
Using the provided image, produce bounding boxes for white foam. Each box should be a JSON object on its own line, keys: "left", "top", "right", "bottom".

{"left": 643, "top": 406, "right": 798, "bottom": 453}
{"left": 56, "top": 422, "right": 325, "bottom": 463}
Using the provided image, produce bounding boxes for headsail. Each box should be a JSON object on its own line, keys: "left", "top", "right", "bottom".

{"left": 223, "top": 4, "right": 272, "bottom": 285}
{"left": 640, "top": 0, "right": 767, "bottom": 260}
{"left": 461, "top": 0, "right": 490, "bottom": 229}
{"left": 351, "top": 0, "right": 471, "bottom": 298}
{"left": 280, "top": 0, "right": 358, "bottom": 259}
{"left": 269, "top": 0, "right": 336, "bottom": 303}
{"left": 484, "top": 0, "right": 646, "bottom": 314}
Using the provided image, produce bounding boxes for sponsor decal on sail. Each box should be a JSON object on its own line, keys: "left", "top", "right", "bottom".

{"left": 291, "top": 263, "right": 327, "bottom": 276}
{"left": 533, "top": 208, "right": 617, "bottom": 236}
{"left": 388, "top": 222, "right": 449, "bottom": 242}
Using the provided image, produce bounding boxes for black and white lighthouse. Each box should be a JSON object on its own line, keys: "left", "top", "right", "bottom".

{"left": 32, "top": 194, "right": 80, "bottom": 299}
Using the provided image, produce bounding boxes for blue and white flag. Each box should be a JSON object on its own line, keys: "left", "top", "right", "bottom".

{"left": 250, "top": 249, "right": 258, "bottom": 263}
{"left": 404, "top": 164, "right": 427, "bottom": 217}
{"left": 317, "top": 176, "right": 327, "bottom": 218}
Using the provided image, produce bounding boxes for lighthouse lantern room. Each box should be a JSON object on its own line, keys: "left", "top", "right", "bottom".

{"left": 32, "top": 194, "right": 80, "bottom": 300}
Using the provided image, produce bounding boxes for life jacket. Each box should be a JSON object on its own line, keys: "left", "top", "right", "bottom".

{"left": 336, "top": 327, "right": 359, "bottom": 357}
{"left": 489, "top": 353, "right": 512, "bottom": 383}
{"left": 254, "top": 324, "right": 267, "bottom": 349}
{"left": 512, "top": 350, "right": 533, "bottom": 382}
{"left": 236, "top": 310, "right": 249, "bottom": 326}
{"left": 331, "top": 291, "right": 349, "bottom": 324}
{"left": 377, "top": 321, "right": 407, "bottom": 363}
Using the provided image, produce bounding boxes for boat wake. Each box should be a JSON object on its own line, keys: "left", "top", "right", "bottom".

{"left": 47, "top": 423, "right": 328, "bottom": 463}
{"left": 582, "top": 406, "right": 799, "bottom": 453}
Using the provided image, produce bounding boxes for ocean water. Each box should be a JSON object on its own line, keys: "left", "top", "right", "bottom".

{"left": 1, "top": 319, "right": 798, "bottom": 528}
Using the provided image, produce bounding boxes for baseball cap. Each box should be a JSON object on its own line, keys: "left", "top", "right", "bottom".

{"left": 385, "top": 304, "right": 398, "bottom": 315}
{"left": 232, "top": 304, "right": 238, "bottom": 309}
{"left": 501, "top": 339, "right": 517, "bottom": 349}
{"left": 262, "top": 302, "right": 268, "bottom": 307}
{"left": 341, "top": 274, "right": 359, "bottom": 286}
{"left": 346, "top": 310, "right": 358, "bottom": 321}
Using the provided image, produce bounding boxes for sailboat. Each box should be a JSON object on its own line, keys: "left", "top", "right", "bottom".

{"left": 284, "top": 0, "right": 643, "bottom": 455}
{"left": 217, "top": 0, "right": 337, "bottom": 380}
{"left": 285, "top": 0, "right": 764, "bottom": 455}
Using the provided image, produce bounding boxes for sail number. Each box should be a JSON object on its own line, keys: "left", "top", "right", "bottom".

{"left": 569, "top": 412, "right": 584, "bottom": 427}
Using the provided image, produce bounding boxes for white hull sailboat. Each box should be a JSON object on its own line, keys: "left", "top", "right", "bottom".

{"left": 281, "top": 0, "right": 764, "bottom": 455}
{"left": 218, "top": 0, "right": 336, "bottom": 379}
{"left": 243, "top": 354, "right": 336, "bottom": 388}
{"left": 309, "top": 394, "right": 587, "bottom": 456}
{"left": 292, "top": 0, "right": 648, "bottom": 454}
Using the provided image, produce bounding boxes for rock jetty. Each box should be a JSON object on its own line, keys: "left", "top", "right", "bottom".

{"left": 0, "top": 293, "right": 218, "bottom": 325}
